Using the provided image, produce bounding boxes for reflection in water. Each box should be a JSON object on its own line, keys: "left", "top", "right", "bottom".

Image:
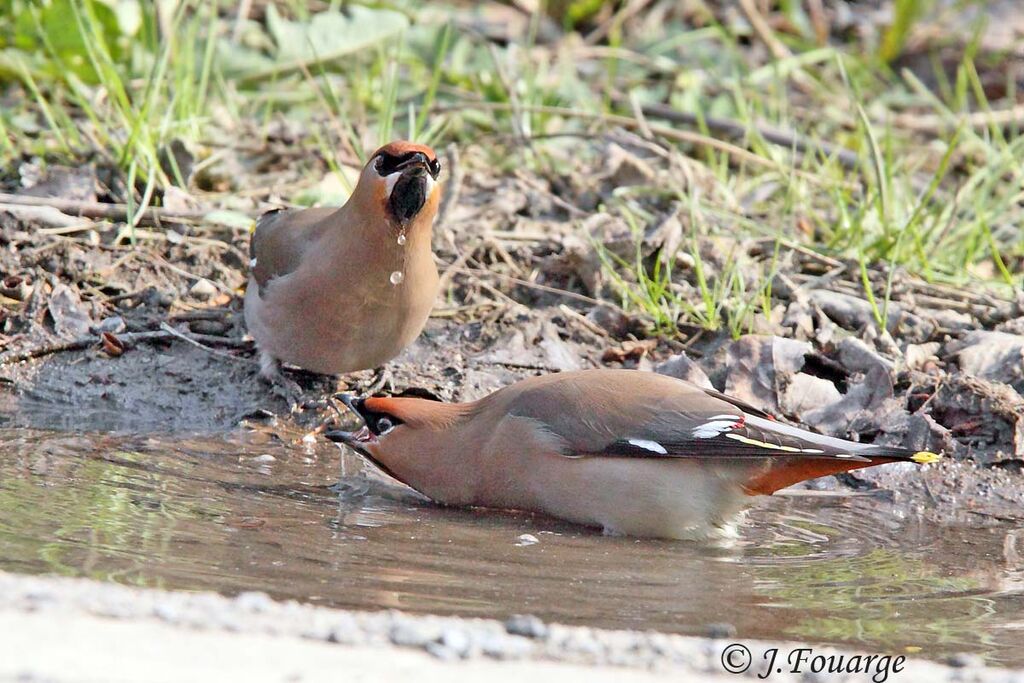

{"left": 0, "top": 428, "right": 1021, "bottom": 665}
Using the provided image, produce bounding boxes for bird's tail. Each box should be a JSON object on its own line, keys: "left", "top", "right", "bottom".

{"left": 742, "top": 447, "right": 942, "bottom": 495}
{"left": 863, "top": 447, "right": 942, "bottom": 465}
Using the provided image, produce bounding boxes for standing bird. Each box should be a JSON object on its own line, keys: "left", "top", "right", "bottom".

{"left": 245, "top": 141, "right": 442, "bottom": 391}
{"left": 326, "top": 369, "right": 941, "bottom": 540}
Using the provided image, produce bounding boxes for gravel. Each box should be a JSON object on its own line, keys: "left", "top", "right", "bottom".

{"left": 1, "top": 571, "right": 1021, "bottom": 682}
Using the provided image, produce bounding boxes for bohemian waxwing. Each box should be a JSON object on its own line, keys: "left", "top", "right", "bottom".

{"left": 326, "top": 369, "right": 941, "bottom": 540}
{"left": 244, "top": 141, "right": 442, "bottom": 382}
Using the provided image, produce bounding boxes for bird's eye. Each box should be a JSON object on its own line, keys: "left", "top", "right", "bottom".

{"left": 376, "top": 417, "right": 395, "bottom": 435}
{"left": 427, "top": 158, "right": 441, "bottom": 178}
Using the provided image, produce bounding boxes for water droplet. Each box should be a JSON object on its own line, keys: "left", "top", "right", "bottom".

{"left": 396, "top": 234, "right": 407, "bottom": 246}
{"left": 389, "top": 271, "right": 404, "bottom": 285}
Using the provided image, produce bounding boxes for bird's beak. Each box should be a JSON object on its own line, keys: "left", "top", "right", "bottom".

{"left": 334, "top": 392, "right": 359, "bottom": 413}
{"left": 325, "top": 426, "right": 377, "bottom": 456}
{"left": 394, "top": 154, "right": 430, "bottom": 176}
{"left": 326, "top": 393, "right": 377, "bottom": 455}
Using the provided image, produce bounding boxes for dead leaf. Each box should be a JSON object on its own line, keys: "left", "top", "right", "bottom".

{"left": 724, "top": 335, "right": 811, "bottom": 414}
{"left": 655, "top": 352, "right": 714, "bottom": 389}
{"left": 101, "top": 332, "right": 125, "bottom": 357}
{"left": 601, "top": 339, "right": 657, "bottom": 363}
{"left": 47, "top": 284, "right": 91, "bottom": 339}
{"left": 947, "top": 331, "right": 1024, "bottom": 394}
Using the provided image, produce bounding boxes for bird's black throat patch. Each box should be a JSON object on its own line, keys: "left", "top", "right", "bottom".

{"left": 388, "top": 171, "right": 428, "bottom": 224}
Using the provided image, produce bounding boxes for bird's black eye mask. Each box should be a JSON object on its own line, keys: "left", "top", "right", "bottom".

{"left": 375, "top": 151, "right": 441, "bottom": 180}
{"left": 343, "top": 396, "right": 405, "bottom": 437}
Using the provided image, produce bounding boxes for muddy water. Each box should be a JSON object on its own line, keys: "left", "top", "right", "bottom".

{"left": 1, "top": 427, "right": 1022, "bottom": 666}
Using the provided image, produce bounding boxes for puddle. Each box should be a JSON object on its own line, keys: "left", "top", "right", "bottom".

{"left": 1, "top": 427, "right": 1022, "bottom": 666}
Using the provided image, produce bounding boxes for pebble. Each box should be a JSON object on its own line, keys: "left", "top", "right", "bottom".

{"left": 561, "top": 632, "right": 604, "bottom": 658}
{"left": 187, "top": 319, "right": 230, "bottom": 336}
{"left": 514, "top": 534, "right": 539, "bottom": 547}
{"left": 946, "top": 653, "right": 985, "bottom": 668}
{"left": 189, "top": 278, "right": 218, "bottom": 300}
{"left": 439, "top": 627, "right": 472, "bottom": 658}
{"left": 389, "top": 621, "right": 437, "bottom": 647}
{"left": 477, "top": 632, "right": 534, "bottom": 659}
{"left": 95, "top": 316, "right": 126, "bottom": 334}
{"left": 505, "top": 614, "right": 548, "bottom": 639}
{"left": 325, "top": 615, "right": 362, "bottom": 645}
{"left": 703, "top": 623, "right": 736, "bottom": 639}
{"left": 235, "top": 591, "right": 274, "bottom": 613}
{"left": 425, "top": 642, "right": 461, "bottom": 661}
{"left": 153, "top": 602, "right": 180, "bottom": 623}
{"left": 242, "top": 454, "right": 276, "bottom": 464}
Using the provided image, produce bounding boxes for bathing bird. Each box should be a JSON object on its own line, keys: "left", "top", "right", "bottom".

{"left": 244, "top": 141, "right": 442, "bottom": 389}
{"left": 326, "top": 369, "right": 941, "bottom": 540}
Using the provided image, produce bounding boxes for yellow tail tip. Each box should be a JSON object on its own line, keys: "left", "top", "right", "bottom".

{"left": 912, "top": 451, "right": 942, "bottom": 464}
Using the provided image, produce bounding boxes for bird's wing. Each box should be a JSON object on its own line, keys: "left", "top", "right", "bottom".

{"left": 503, "top": 370, "right": 928, "bottom": 464}
{"left": 249, "top": 207, "right": 337, "bottom": 293}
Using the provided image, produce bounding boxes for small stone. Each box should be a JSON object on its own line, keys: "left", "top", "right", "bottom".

{"left": 325, "top": 615, "right": 361, "bottom": 644}
{"left": 438, "top": 628, "right": 471, "bottom": 658}
{"left": 235, "top": 591, "right": 274, "bottom": 612}
{"left": 95, "top": 315, "right": 126, "bottom": 334}
{"left": 505, "top": 614, "right": 548, "bottom": 639}
{"left": 946, "top": 652, "right": 984, "bottom": 668}
{"left": 189, "top": 278, "right": 217, "bottom": 300}
{"left": 478, "top": 632, "right": 534, "bottom": 659}
{"left": 425, "top": 642, "right": 460, "bottom": 661}
{"left": 153, "top": 602, "right": 180, "bottom": 622}
{"left": 514, "top": 534, "right": 539, "bottom": 546}
{"left": 389, "top": 621, "right": 436, "bottom": 647}
{"left": 188, "top": 319, "right": 230, "bottom": 336}
{"left": 561, "top": 632, "right": 602, "bottom": 657}
{"left": 704, "top": 623, "right": 736, "bottom": 639}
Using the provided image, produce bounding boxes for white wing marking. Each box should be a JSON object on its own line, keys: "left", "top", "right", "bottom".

{"left": 627, "top": 438, "right": 668, "bottom": 455}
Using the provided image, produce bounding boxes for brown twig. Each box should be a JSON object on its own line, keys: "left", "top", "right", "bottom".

{"left": 436, "top": 143, "right": 463, "bottom": 229}
{"left": 158, "top": 322, "right": 257, "bottom": 366}
{"left": 891, "top": 103, "right": 1024, "bottom": 134}
{"left": 583, "top": 0, "right": 654, "bottom": 46}
{"left": 738, "top": 0, "right": 792, "bottom": 60}
{"left": 0, "top": 193, "right": 258, "bottom": 227}
{"left": 434, "top": 102, "right": 849, "bottom": 187}
{"left": 629, "top": 100, "right": 860, "bottom": 170}
{"left": 558, "top": 303, "right": 610, "bottom": 339}
{"left": 0, "top": 329, "right": 253, "bottom": 366}
{"left": 453, "top": 265, "right": 620, "bottom": 310}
